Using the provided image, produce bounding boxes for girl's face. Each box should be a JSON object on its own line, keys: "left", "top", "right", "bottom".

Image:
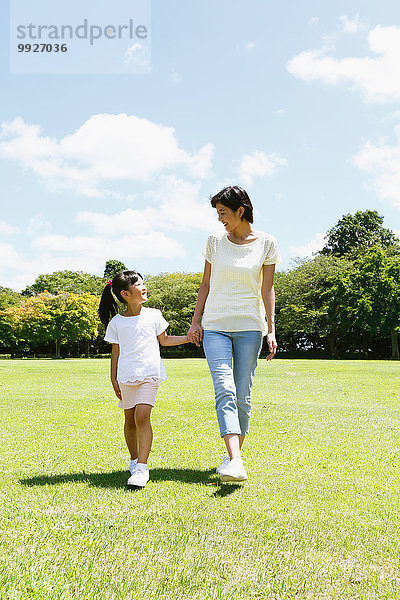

{"left": 215, "top": 202, "right": 244, "bottom": 233}
{"left": 121, "top": 278, "right": 147, "bottom": 305}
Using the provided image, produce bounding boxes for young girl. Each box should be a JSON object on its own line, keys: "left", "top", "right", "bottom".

{"left": 99, "top": 270, "right": 192, "bottom": 488}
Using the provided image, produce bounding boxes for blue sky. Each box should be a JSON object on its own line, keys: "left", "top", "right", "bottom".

{"left": 1, "top": 0, "right": 400, "bottom": 291}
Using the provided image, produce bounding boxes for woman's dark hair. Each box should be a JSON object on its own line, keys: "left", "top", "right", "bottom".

{"left": 210, "top": 186, "right": 254, "bottom": 223}
{"left": 99, "top": 270, "right": 143, "bottom": 327}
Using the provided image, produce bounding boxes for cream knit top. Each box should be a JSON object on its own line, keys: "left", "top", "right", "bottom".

{"left": 201, "top": 229, "right": 281, "bottom": 335}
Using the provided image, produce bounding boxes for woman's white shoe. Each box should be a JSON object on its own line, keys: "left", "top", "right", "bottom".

{"left": 216, "top": 455, "right": 230, "bottom": 474}
{"left": 219, "top": 457, "right": 247, "bottom": 482}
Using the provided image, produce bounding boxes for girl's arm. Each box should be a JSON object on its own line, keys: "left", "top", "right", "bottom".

{"left": 261, "top": 264, "right": 277, "bottom": 361}
{"left": 157, "top": 331, "right": 190, "bottom": 346}
{"left": 187, "top": 260, "right": 211, "bottom": 345}
{"left": 110, "top": 343, "right": 122, "bottom": 399}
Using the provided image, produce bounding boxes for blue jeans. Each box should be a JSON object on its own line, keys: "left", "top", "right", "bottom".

{"left": 203, "top": 330, "right": 263, "bottom": 437}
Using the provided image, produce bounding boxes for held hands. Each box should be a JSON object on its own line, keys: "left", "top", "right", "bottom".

{"left": 266, "top": 332, "right": 277, "bottom": 361}
{"left": 187, "top": 323, "right": 203, "bottom": 347}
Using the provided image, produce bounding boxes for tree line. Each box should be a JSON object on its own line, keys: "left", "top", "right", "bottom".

{"left": 0, "top": 212, "right": 399, "bottom": 359}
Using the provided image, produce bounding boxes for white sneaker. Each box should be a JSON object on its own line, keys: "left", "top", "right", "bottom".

{"left": 129, "top": 459, "right": 138, "bottom": 474}
{"left": 127, "top": 463, "right": 149, "bottom": 488}
{"left": 219, "top": 457, "right": 247, "bottom": 482}
{"left": 216, "top": 455, "right": 230, "bottom": 474}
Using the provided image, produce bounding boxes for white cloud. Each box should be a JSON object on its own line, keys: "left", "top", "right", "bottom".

{"left": 352, "top": 126, "right": 400, "bottom": 208}
{"left": 245, "top": 41, "right": 256, "bottom": 50}
{"left": 290, "top": 232, "right": 325, "bottom": 257}
{"left": 170, "top": 68, "right": 181, "bottom": 83}
{"left": 0, "top": 230, "right": 185, "bottom": 291}
{"left": 27, "top": 215, "right": 52, "bottom": 236}
{"left": 0, "top": 114, "right": 214, "bottom": 197}
{"left": 0, "top": 213, "right": 189, "bottom": 290}
{"left": 0, "top": 249, "right": 102, "bottom": 292}
{"left": 0, "top": 221, "right": 20, "bottom": 235}
{"left": 287, "top": 25, "right": 400, "bottom": 103}
{"left": 124, "top": 43, "right": 150, "bottom": 67}
{"left": 0, "top": 175, "right": 220, "bottom": 291}
{"left": 237, "top": 151, "right": 287, "bottom": 187}
{"left": 381, "top": 109, "right": 400, "bottom": 123}
{"left": 31, "top": 231, "right": 184, "bottom": 261}
{"left": 317, "top": 15, "right": 367, "bottom": 54}
{"left": 309, "top": 17, "right": 319, "bottom": 27}
{"left": 339, "top": 14, "right": 364, "bottom": 34}
{"left": 78, "top": 209, "right": 152, "bottom": 235}
{"left": 185, "top": 143, "right": 214, "bottom": 178}
{"left": 77, "top": 176, "right": 216, "bottom": 234}
{"left": 0, "top": 242, "right": 20, "bottom": 267}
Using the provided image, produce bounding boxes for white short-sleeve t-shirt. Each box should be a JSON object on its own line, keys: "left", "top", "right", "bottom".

{"left": 202, "top": 229, "right": 281, "bottom": 335}
{"left": 104, "top": 307, "right": 169, "bottom": 383}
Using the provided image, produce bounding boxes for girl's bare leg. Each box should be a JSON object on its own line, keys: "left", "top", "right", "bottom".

{"left": 124, "top": 408, "right": 138, "bottom": 460}
{"left": 134, "top": 404, "right": 153, "bottom": 464}
{"left": 239, "top": 435, "right": 245, "bottom": 449}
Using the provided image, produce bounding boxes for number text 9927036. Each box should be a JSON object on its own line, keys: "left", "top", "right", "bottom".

{"left": 17, "top": 43, "right": 68, "bottom": 52}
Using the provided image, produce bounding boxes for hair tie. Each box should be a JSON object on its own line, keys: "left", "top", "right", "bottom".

{"left": 108, "top": 279, "right": 113, "bottom": 288}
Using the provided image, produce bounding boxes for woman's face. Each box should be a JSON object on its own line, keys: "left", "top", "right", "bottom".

{"left": 215, "top": 202, "right": 244, "bottom": 232}
{"left": 215, "top": 202, "right": 244, "bottom": 233}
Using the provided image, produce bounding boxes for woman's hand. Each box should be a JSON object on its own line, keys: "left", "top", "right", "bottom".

{"left": 111, "top": 379, "right": 122, "bottom": 400}
{"left": 187, "top": 323, "right": 203, "bottom": 347}
{"left": 265, "top": 333, "right": 277, "bottom": 361}
{"left": 187, "top": 261, "right": 210, "bottom": 348}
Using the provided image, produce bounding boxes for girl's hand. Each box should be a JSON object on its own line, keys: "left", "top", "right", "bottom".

{"left": 265, "top": 333, "right": 277, "bottom": 361}
{"left": 187, "top": 323, "right": 203, "bottom": 346}
{"left": 111, "top": 380, "right": 122, "bottom": 400}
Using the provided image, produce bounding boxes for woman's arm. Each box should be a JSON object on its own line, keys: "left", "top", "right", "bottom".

{"left": 261, "top": 264, "right": 277, "bottom": 360}
{"left": 157, "top": 332, "right": 190, "bottom": 346}
{"left": 187, "top": 260, "right": 211, "bottom": 345}
{"left": 110, "top": 343, "right": 122, "bottom": 399}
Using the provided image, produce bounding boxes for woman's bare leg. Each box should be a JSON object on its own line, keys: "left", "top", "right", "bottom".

{"left": 223, "top": 433, "right": 241, "bottom": 459}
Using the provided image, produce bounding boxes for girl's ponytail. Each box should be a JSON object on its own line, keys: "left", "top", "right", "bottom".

{"left": 98, "top": 270, "right": 144, "bottom": 327}
{"left": 99, "top": 281, "right": 119, "bottom": 327}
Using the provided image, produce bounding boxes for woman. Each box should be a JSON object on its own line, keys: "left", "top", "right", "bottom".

{"left": 187, "top": 186, "right": 281, "bottom": 482}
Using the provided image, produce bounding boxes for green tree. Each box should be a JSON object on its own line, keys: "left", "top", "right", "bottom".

{"left": 145, "top": 272, "right": 203, "bottom": 335}
{"left": 2, "top": 293, "right": 53, "bottom": 353}
{"left": 22, "top": 271, "right": 105, "bottom": 296}
{"left": 0, "top": 288, "right": 22, "bottom": 351}
{"left": 328, "top": 246, "right": 400, "bottom": 359}
{"left": 104, "top": 260, "right": 127, "bottom": 279}
{"left": 275, "top": 256, "right": 351, "bottom": 356}
{"left": 0, "top": 287, "right": 21, "bottom": 309}
{"left": 3, "top": 292, "right": 100, "bottom": 358}
{"left": 321, "top": 210, "right": 399, "bottom": 257}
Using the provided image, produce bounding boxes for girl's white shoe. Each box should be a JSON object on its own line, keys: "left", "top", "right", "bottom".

{"left": 127, "top": 463, "right": 149, "bottom": 488}
{"left": 129, "top": 459, "right": 138, "bottom": 474}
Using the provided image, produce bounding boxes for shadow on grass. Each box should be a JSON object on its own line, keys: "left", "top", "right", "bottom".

{"left": 20, "top": 467, "right": 242, "bottom": 496}
{"left": 211, "top": 482, "right": 242, "bottom": 497}
{"left": 21, "top": 467, "right": 222, "bottom": 486}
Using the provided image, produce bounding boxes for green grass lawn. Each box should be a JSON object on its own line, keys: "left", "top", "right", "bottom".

{"left": 1, "top": 358, "right": 400, "bottom": 600}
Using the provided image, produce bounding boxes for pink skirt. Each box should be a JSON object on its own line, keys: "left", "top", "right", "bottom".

{"left": 118, "top": 378, "right": 159, "bottom": 410}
